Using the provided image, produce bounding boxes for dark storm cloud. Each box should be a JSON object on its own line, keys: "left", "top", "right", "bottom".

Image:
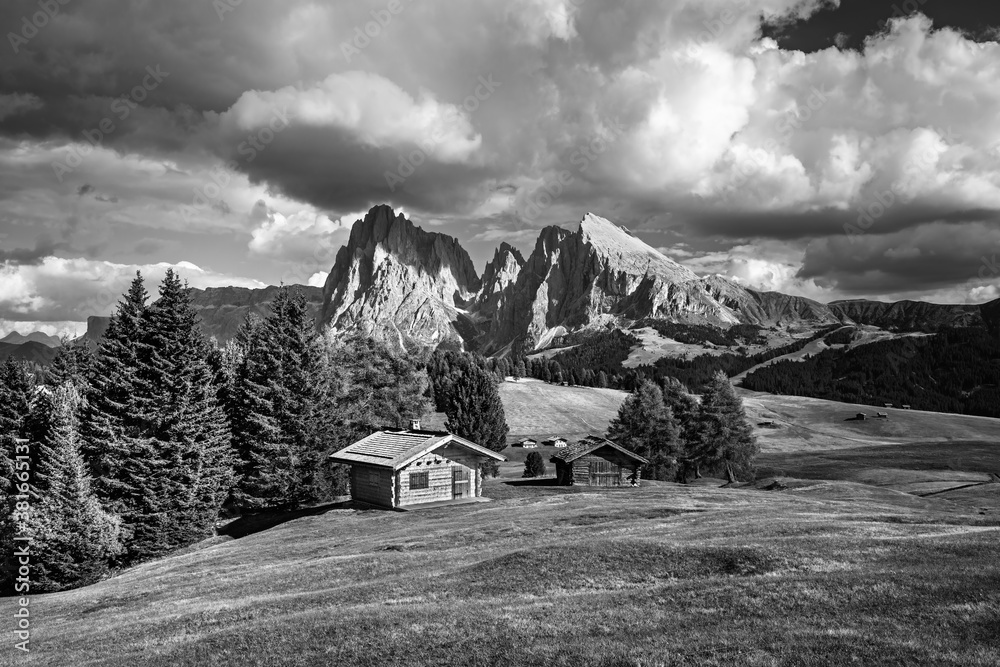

{"left": 798, "top": 222, "right": 1000, "bottom": 294}
{"left": 0, "top": 0, "right": 999, "bottom": 312}
{"left": 674, "top": 203, "right": 1000, "bottom": 241}
{"left": 0, "top": 236, "right": 61, "bottom": 265}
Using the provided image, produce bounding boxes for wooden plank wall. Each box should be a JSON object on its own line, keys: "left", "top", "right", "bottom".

{"left": 568, "top": 446, "right": 639, "bottom": 487}
{"left": 397, "top": 444, "right": 480, "bottom": 506}
{"left": 349, "top": 464, "right": 395, "bottom": 507}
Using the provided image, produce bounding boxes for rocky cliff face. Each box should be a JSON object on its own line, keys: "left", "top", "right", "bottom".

{"left": 318, "top": 205, "right": 481, "bottom": 351}
{"left": 481, "top": 214, "right": 758, "bottom": 352}
{"left": 188, "top": 285, "right": 324, "bottom": 343}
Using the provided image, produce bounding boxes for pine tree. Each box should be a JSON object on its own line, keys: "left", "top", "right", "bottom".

{"left": 46, "top": 341, "right": 92, "bottom": 393}
{"left": 513, "top": 359, "right": 526, "bottom": 381}
{"left": 81, "top": 271, "right": 149, "bottom": 503}
{"left": 660, "top": 376, "right": 700, "bottom": 465}
{"left": 133, "top": 269, "right": 234, "bottom": 560}
{"left": 440, "top": 360, "right": 508, "bottom": 476}
{"left": 0, "top": 358, "right": 34, "bottom": 439}
{"left": 25, "top": 384, "right": 122, "bottom": 591}
{"left": 522, "top": 451, "right": 546, "bottom": 478}
{"left": 686, "top": 371, "right": 759, "bottom": 483}
{"left": 226, "top": 313, "right": 294, "bottom": 512}
{"left": 267, "top": 287, "right": 324, "bottom": 505}
{"left": 606, "top": 380, "right": 680, "bottom": 481}
{"left": 315, "top": 332, "right": 430, "bottom": 492}
{"left": 596, "top": 370, "right": 609, "bottom": 388}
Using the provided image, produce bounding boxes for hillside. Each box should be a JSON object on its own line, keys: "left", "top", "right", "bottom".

{"left": 20, "top": 380, "right": 1000, "bottom": 665}
{"left": 23, "top": 473, "right": 1000, "bottom": 666}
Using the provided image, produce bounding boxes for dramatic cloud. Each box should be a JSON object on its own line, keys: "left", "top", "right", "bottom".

{"left": 1, "top": 0, "right": 1000, "bottom": 335}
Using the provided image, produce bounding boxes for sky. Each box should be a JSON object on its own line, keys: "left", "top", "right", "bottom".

{"left": 1, "top": 0, "right": 1000, "bottom": 337}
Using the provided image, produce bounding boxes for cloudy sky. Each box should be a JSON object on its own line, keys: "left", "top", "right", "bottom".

{"left": 2, "top": 0, "right": 1000, "bottom": 337}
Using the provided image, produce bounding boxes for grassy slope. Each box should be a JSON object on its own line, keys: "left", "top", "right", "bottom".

{"left": 25, "top": 382, "right": 1000, "bottom": 666}
{"left": 26, "top": 482, "right": 1000, "bottom": 666}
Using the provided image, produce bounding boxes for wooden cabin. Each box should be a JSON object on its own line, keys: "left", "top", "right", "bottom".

{"left": 550, "top": 435, "right": 648, "bottom": 487}
{"left": 856, "top": 412, "right": 867, "bottom": 420}
{"left": 329, "top": 422, "right": 507, "bottom": 509}
{"left": 513, "top": 438, "right": 538, "bottom": 448}
{"left": 543, "top": 437, "right": 568, "bottom": 448}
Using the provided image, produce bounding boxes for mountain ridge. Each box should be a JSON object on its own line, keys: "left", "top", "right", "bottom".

{"left": 64, "top": 204, "right": 1000, "bottom": 356}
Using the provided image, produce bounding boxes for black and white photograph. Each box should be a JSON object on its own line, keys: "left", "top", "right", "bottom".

{"left": 2, "top": 0, "right": 1000, "bottom": 664}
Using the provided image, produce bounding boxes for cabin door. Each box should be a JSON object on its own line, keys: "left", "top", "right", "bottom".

{"left": 452, "top": 467, "right": 470, "bottom": 499}
{"left": 589, "top": 460, "right": 619, "bottom": 486}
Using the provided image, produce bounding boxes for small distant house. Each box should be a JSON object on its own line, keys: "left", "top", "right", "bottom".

{"left": 514, "top": 438, "right": 538, "bottom": 448}
{"left": 856, "top": 412, "right": 867, "bottom": 420}
{"left": 543, "top": 437, "right": 568, "bottom": 448}
{"left": 329, "top": 420, "right": 507, "bottom": 509}
{"left": 876, "top": 412, "right": 888, "bottom": 418}
{"left": 884, "top": 403, "right": 893, "bottom": 408}
{"left": 901, "top": 404, "right": 911, "bottom": 410}
{"left": 550, "top": 435, "right": 648, "bottom": 487}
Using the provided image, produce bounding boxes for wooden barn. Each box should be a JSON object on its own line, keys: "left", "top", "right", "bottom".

{"left": 514, "top": 438, "right": 538, "bottom": 448}
{"left": 329, "top": 422, "right": 507, "bottom": 509}
{"left": 543, "top": 437, "right": 568, "bottom": 448}
{"left": 550, "top": 435, "right": 648, "bottom": 487}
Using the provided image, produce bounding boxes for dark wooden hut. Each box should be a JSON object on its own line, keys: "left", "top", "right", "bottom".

{"left": 550, "top": 435, "right": 648, "bottom": 487}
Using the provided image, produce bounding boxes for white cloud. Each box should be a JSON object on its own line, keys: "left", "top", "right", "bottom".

{"left": 220, "top": 71, "right": 483, "bottom": 163}
{"left": 307, "top": 271, "right": 328, "bottom": 287}
{"left": 0, "top": 257, "right": 264, "bottom": 324}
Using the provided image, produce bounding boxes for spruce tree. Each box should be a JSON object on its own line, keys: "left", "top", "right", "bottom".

{"left": 440, "top": 360, "right": 508, "bottom": 476}
{"left": 596, "top": 370, "right": 609, "bottom": 388}
{"left": 81, "top": 271, "right": 149, "bottom": 502}
{"left": 606, "top": 380, "right": 680, "bottom": 481}
{"left": 226, "top": 313, "right": 293, "bottom": 511}
{"left": 267, "top": 287, "right": 323, "bottom": 505}
{"left": 522, "top": 451, "right": 546, "bottom": 478}
{"left": 687, "top": 371, "right": 759, "bottom": 483}
{"left": 25, "top": 384, "right": 122, "bottom": 591}
{"left": 660, "top": 376, "right": 700, "bottom": 469}
{"left": 134, "top": 269, "right": 234, "bottom": 559}
{"left": 46, "top": 341, "right": 92, "bottom": 393}
{"left": 313, "top": 332, "right": 429, "bottom": 493}
{"left": 0, "top": 358, "right": 34, "bottom": 439}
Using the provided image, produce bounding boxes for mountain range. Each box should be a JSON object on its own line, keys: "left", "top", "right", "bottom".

{"left": 5, "top": 204, "right": 998, "bottom": 362}
{"left": 317, "top": 205, "right": 999, "bottom": 354}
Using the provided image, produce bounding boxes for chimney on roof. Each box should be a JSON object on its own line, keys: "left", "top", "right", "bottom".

{"left": 410, "top": 418, "right": 421, "bottom": 431}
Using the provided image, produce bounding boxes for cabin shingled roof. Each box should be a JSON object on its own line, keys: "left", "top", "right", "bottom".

{"left": 550, "top": 435, "right": 649, "bottom": 465}
{"left": 329, "top": 428, "right": 507, "bottom": 469}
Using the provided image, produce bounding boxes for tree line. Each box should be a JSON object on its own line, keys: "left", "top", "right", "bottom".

{"left": 741, "top": 329, "right": 1000, "bottom": 417}
{"left": 1, "top": 271, "right": 432, "bottom": 593}
{"left": 606, "top": 372, "right": 759, "bottom": 484}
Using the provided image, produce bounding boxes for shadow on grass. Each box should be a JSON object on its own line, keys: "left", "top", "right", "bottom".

{"left": 503, "top": 477, "right": 562, "bottom": 487}
{"left": 219, "top": 500, "right": 388, "bottom": 539}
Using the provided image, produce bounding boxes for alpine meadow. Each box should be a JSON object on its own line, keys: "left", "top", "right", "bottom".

{"left": 2, "top": 1, "right": 1000, "bottom": 665}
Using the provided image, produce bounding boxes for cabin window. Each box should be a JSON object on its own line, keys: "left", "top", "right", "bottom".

{"left": 409, "top": 471, "right": 429, "bottom": 490}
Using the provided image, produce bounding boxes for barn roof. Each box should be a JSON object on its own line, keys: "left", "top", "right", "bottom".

{"left": 550, "top": 435, "right": 649, "bottom": 465}
{"left": 329, "top": 429, "right": 507, "bottom": 470}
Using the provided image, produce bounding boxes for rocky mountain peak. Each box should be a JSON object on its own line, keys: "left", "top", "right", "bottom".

{"left": 575, "top": 213, "right": 697, "bottom": 283}
{"left": 318, "top": 205, "right": 482, "bottom": 351}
